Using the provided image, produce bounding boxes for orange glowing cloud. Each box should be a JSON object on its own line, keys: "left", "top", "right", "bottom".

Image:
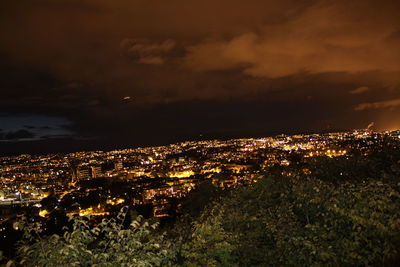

{"left": 355, "top": 98, "right": 400, "bottom": 111}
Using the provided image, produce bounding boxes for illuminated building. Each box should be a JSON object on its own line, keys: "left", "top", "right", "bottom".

{"left": 91, "top": 166, "right": 103, "bottom": 178}
{"left": 114, "top": 161, "right": 123, "bottom": 170}
{"left": 77, "top": 168, "right": 91, "bottom": 180}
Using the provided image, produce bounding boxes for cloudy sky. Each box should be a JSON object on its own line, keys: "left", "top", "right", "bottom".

{"left": 1, "top": 0, "right": 400, "bottom": 154}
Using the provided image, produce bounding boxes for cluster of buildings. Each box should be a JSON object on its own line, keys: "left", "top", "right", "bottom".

{"left": 0, "top": 129, "right": 399, "bottom": 221}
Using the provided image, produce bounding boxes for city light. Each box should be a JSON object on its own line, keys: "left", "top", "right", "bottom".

{"left": 0, "top": 129, "right": 398, "bottom": 220}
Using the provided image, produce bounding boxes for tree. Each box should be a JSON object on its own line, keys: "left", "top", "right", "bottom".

{"left": 185, "top": 173, "right": 400, "bottom": 266}
{"left": 181, "top": 209, "right": 237, "bottom": 267}
{"left": 13, "top": 207, "right": 175, "bottom": 267}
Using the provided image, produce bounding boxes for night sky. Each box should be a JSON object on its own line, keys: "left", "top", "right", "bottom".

{"left": 1, "top": 0, "right": 400, "bottom": 155}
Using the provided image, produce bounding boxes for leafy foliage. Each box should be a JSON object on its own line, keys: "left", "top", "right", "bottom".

{"left": 186, "top": 173, "right": 400, "bottom": 266}
{"left": 181, "top": 209, "right": 237, "bottom": 267}
{"left": 14, "top": 207, "right": 174, "bottom": 267}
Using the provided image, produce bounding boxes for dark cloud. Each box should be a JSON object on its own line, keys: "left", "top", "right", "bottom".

{"left": 2, "top": 0, "right": 398, "bottom": 102}
{"left": 121, "top": 38, "right": 176, "bottom": 65}
{"left": 24, "top": 125, "right": 36, "bottom": 129}
{"left": 40, "top": 134, "right": 74, "bottom": 139}
{"left": 183, "top": 1, "right": 400, "bottom": 79}
{"left": 0, "top": 0, "right": 400, "bottom": 153}
{"left": 1, "top": 129, "right": 35, "bottom": 140}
